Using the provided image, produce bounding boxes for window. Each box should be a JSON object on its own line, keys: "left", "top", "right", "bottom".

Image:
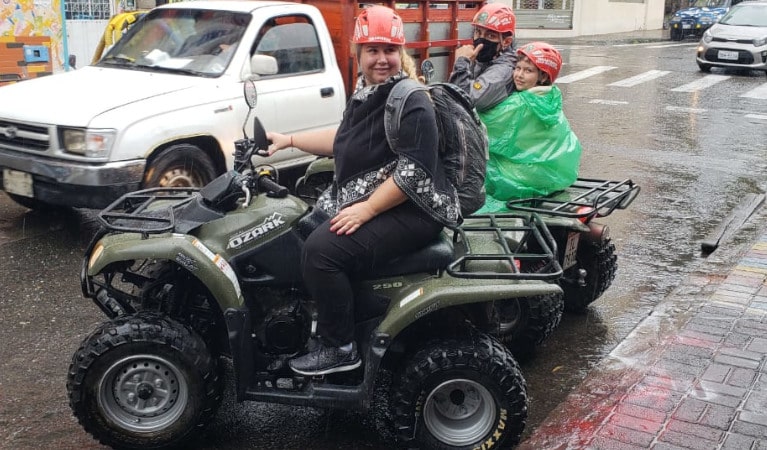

{"left": 254, "top": 16, "right": 324, "bottom": 75}
{"left": 65, "top": 0, "right": 112, "bottom": 20}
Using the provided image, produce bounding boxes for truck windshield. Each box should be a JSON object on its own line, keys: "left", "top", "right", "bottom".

{"left": 99, "top": 8, "right": 250, "bottom": 77}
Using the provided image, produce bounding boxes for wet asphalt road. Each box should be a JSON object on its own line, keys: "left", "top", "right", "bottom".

{"left": 2, "top": 38, "right": 767, "bottom": 449}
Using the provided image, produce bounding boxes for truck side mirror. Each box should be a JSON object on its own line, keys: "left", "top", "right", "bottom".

{"left": 250, "top": 54, "right": 278, "bottom": 76}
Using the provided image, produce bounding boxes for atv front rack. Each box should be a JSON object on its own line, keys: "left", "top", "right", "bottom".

{"left": 505, "top": 178, "right": 640, "bottom": 221}
{"left": 447, "top": 213, "right": 563, "bottom": 280}
{"left": 98, "top": 187, "right": 198, "bottom": 236}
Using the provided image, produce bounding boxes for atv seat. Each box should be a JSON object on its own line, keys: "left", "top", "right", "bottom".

{"left": 296, "top": 208, "right": 455, "bottom": 278}
{"left": 361, "top": 232, "right": 455, "bottom": 279}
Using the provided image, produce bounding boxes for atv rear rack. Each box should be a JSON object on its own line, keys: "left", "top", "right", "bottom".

{"left": 447, "top": 213, "right": 563, "bottom": 280}
{"left": 505, "top": 178, "right": 640, "bottom": 221}
{"left": 98, "top": 187, "right": 198, "bottom": 236}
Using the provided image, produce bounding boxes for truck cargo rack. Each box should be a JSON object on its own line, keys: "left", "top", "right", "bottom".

{"left": 505, "top": 178, "right": 640, "bottom": 220}
{"left": 97, "top": 187, "right": 199, "bottom": 236}
{"left": 446, "top": 213, "right": 563, "bottom": 280}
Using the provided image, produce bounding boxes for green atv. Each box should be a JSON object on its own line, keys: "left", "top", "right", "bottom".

{"left": 66, "top": 81, "right": 564, "bottom": 449}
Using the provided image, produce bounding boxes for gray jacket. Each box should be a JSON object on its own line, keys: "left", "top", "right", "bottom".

{"left": 448, "top": 44, "right": 518, "bottom": 112}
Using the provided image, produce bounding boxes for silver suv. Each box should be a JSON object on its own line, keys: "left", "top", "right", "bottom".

{"left": 696, "top": 0, "right": 767, "bottom": 73}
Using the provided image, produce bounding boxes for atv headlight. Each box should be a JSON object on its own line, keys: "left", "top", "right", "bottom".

{"left": 754, "top": 36, "right": 767, "bottom": 47}
{"left": 61, "top": 128, "right": 116, "bottom": 158}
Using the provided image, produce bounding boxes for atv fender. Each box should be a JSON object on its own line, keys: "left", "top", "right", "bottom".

{"left": 295, "top": 156, "right": 334, "bottom": 189}
{"left": 87, "top": 232, "right": 244, "bottom": 309}
{"left": 583, "top": 221, "right": 609, "bottom": 243}
{"left": 376, "top": 277, "right": 562, "bottom": 339}
{"left": 540, "top": 215, "right": 591, "bottom": 233}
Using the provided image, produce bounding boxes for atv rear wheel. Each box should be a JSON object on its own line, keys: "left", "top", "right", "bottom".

{"left": 390, "top": 331, "right": 527, "bottom": 449}
{"left": 67, "top": 312, "right": 222, "bottom": 450}
{"left": 493, "top": 293, "right": 564, "bottom": 360}
{"left": 562, "top": 237, "right": 617, "bottom": 313}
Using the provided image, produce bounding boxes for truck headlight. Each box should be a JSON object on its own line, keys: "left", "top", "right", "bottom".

{"left": 61, "top": 128, "right": 116, "bottom": 158}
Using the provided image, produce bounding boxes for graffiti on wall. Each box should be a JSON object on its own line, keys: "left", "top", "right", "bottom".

{"left": 0, "top": 0, "right": 64, "bottom": 70}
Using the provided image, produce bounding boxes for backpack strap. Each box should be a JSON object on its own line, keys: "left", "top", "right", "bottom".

{"left": 384, "top": 78, "right": 428, "bottom": 152}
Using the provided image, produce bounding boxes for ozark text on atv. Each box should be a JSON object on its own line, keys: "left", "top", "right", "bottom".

{"left": 66, "top": 80, "right": 564, "bottom": 449}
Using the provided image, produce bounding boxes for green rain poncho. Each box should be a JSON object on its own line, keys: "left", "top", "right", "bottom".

{"left": 477, "top": 85, "right": 582, "bottom": 213}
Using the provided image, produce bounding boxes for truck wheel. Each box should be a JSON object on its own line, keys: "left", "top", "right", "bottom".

{"left": 390, "top": 331, "right": 527, "bottom": 449}
{"left": 561, "top": 237, "right": 617, "bottom": 313}
{"left": 67, "top": 312, "right": 223, "bottom": 450}
{"left": 144, "top": 144, "right": 217, "bottom": 188}
{"left": 295, "top": 172, "right": 332, "bottom": 205}
{"left": 670, "top": 28, "right": 683, "bottom": 41}
{"left": 492, "top": 293, "right": 564, "bottom": 360}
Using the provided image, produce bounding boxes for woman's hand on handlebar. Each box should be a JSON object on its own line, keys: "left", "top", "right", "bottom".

{"left": 265, "top": 132, "right": 291, "bottom": 156}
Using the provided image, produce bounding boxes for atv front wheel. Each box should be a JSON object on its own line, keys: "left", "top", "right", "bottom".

{"left": 67, "top": 312, "right": 222, "bottom": 449}
{"left": 390, "top": 331, "right": 527, "bottom": 449}
{"left": 493, "top": 293, "right": 564, "bottom": 360}
{"left": 562, "top": 237, "right": 617, "bottom": 312}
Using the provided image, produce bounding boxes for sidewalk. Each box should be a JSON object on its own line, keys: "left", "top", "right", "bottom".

{"left": 519, "top": 232, "right": 767, "bottom": 449}
{"left": 541, "top": 29, "right": 670, "bottom": 46}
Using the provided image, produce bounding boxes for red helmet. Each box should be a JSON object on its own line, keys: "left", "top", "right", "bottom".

{"left": 472, "top": 3, "right": 516, "bottom": 35}
{"left": 353, "top": 5, "right": 405, "bottom": 45}
{"left": 518, "top": 42, "right": 562, "bottom": 83}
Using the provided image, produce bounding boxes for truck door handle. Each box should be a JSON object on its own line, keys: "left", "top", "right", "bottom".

{"left": 320, "top": 87, "right": 334, "bottom": 98}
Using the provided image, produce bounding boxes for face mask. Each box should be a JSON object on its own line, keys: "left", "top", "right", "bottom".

{"left": 473, "top": 38, "right": 499, "bottom": 63}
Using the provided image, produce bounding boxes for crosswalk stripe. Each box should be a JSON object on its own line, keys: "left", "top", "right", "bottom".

{"left": 666, "top": 105, "right": 707, "bottom": 113}
{"left": 609, "top": 70, "right": 671, "bottom": 87}
{"left": 556, "top": 66, "right": 617, "bottom": 84}
{"left": 590, "top": 99, "right": 629, "bottom": 105}
{"left": 740, "top": 83, "right": 767, "bottom": 99}
{"left": 670, "top": 74, "right": 730, "bottom": 92}
{"left": 745, "top": 114, "right": 767, "bottom": 121}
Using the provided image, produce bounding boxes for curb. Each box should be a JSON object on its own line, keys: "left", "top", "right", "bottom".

{"left": 520, "top": 231, "right": 767, "bottom": 449}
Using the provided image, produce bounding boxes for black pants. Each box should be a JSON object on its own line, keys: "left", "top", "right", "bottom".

{"left": 301, "top": 202, "right": 443, "bottom": 347}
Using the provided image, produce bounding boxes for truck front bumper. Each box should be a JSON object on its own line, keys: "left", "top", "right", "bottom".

{"left": 0, "top": 148, "right": 145, "bottom": 209}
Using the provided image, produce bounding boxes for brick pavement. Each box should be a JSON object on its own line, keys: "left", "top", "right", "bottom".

{"left": 519, "top": 233, "right": 767, "bottom": 450}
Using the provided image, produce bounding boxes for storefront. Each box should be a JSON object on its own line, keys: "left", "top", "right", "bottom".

{"left": 510, "top": 0, "right": 666, "bottom": 38}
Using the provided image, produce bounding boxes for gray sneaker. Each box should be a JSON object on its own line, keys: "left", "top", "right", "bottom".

{"left": 289, "top": 341, "right": 361, "bottom": 376}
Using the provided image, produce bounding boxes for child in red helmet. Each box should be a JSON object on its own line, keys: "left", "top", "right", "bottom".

{"left": 477, "top": 42, "right": 582, "bottom": 213}
{"left": 265, "top": 5, "right": 458, "bottom": 376}
{"left": 449, "top": 3, "right": 518, "bottom": 112}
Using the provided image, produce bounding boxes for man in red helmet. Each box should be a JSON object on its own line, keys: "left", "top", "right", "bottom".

{"left": 448, "top": 3, "right": 518, "bottom": 112}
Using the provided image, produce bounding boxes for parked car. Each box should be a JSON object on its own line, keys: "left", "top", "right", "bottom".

{"left": 696, "top": 0, "right": 767, "bottom": 73}
{"left": 669, "top": 0, "right": 745, "bottom": 40}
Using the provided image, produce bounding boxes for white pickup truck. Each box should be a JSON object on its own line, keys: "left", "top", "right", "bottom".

{"left": 0, "top": 0, "right": 345, "bottom": 210}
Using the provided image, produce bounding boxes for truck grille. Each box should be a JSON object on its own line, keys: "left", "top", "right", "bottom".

{"left": 0, "top": 120, "right": 50, "bottom": 151}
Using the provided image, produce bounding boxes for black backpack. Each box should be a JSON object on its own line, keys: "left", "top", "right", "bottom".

{"left": 384, "top": 79, "right": 488, "bottom": 217}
